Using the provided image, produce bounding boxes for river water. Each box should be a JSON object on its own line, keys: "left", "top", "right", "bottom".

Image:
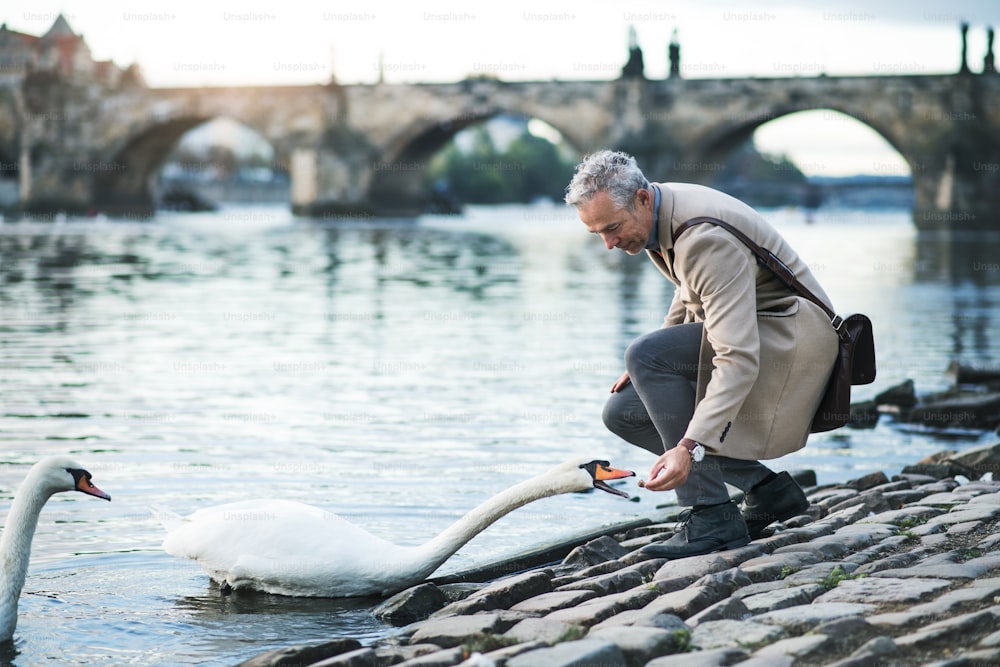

{"left": 1, "top": 203, "right": 998, "bottom": 666}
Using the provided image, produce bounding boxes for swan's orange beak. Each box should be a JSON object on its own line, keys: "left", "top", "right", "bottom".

{"left": 591, "top": 462, "right": 636, "bottom": 498}
{"left": 75, "top": 472, "right": 111, "bottom": 501}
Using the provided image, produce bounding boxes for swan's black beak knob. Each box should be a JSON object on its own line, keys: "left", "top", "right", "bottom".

{"left": 69, "top": 468, "right": 112, "bottom": 501}
{"left": 584, "top": 461, "right": 635, "bottom": 498}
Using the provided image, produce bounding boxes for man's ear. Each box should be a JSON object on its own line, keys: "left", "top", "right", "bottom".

{"left": 636, "top": 188, "right": 652, "bottom": 209}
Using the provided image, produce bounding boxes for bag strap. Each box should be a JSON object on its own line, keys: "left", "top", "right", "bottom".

{"left": 672, "top": 216, "right": 842, "bottom": 330}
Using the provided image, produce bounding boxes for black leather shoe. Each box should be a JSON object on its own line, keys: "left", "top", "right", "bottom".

{"left": 637, "top": 501, "right": 750, "bottom": 559}
{"left": 741, "top": 471, "right": 810, "bottom": 539}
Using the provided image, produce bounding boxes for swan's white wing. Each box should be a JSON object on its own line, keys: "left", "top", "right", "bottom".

{"left": 162, "top": 499, "right": 419, "bottom": 596}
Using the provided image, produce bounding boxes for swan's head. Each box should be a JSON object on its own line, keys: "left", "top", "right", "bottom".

{"left": 554, "top": 458, "right": 635, "bottom": 498}
{"left": 27, "top": 456, "right": 112, "bottom": 501}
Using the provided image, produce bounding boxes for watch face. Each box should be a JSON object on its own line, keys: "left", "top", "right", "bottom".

{"left": 692, "top": 445, "right": 705, "bottom": 462}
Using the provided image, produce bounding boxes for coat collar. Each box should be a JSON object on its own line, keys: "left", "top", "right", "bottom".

{"left": 653, "top": 183, "right": 677, "bottom": 251}
{"left": 646, "top": 183, "right": 679, "bottom": 279}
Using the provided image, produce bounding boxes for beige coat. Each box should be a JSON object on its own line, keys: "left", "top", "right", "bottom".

{"left": 647, "top": 183, "right": 839, "bottom": 460}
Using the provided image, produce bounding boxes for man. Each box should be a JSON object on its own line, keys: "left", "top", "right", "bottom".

{"left": 564, "top": 150, "right": 838, "bottom": 558}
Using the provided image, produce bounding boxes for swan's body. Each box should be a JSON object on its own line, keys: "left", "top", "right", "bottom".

{"left": 160, "top": 458, "right": 634, "bottom": 598}
{"left": 0, "top": 456, "right": 111, "bottom": 642}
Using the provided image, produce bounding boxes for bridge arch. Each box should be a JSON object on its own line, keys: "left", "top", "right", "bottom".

{"left": 729, "top": 108, "right": 912, "bottom": 209}
{"left": 94, "top": 114, "right": 286, "bottom": 215}
{"left": 756, "top": 108, "right": 909, "bottom": 175}
{"left": 86, "top": 85, "right": 341, "bottom": 216}
{"left": 369, "top": 108, "right": 583, "bottom": 215}
{"left": 675, "top": 103, "right": 911, "bottom": 185}
{"left": 94, "top": 115, "right": 211, "bottom": 215}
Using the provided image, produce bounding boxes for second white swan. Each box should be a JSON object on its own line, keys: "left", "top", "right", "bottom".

{"left": 158, "top": 457, "right": 635, "bottom": 598}
{"left": 1, "top": 456, "right": 112, "bottom": 643}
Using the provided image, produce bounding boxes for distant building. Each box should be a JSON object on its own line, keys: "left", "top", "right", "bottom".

{"left": 0, "top": 13, "right": 143, "bottom": 87}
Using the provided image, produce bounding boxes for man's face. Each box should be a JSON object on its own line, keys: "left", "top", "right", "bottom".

{"left": 576, "top": 188, "right": 654, "bottom": 255}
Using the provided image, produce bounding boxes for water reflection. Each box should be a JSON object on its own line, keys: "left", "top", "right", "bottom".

{"left": 615, "top": 253, "right": 649, "bottom": 360}
{"left": 914, "top": 230, "right": 1000, "bottom": 285}
{"left": 171, "top": 586, "right": 389, "bottom": 644}
{"left": 915, "top": 231, "right": 1000, "bottom": 363}
{"left": 315, "top": 224, "right": 522, "bottom": 300}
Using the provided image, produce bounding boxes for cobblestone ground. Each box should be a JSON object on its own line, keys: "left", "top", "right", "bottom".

{"left": 236, "top": 443, "right": 1000, "bottom": 667}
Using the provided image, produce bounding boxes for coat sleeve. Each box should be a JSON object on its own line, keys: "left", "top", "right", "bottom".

{"left": 662, "top": 288, "right": 687, "bottom": 327}
{"left": 675, "top": 232, "right": 761, "bottom": 448}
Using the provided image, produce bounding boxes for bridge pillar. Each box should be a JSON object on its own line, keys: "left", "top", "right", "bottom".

{"left": 909, "top": 79, "right": 1000, "bottom": 233}
{"left": 91, "top": 165, "right": 157, "bottom": 218}
{"left": 912, "top": 156, "right": 1000, "bottom": 232}
{"left": 13, "top": 122, "right": 92, "bottom": 216}
{"left": 22, "top": 149, "right": 95, "bottom": 216}
{"left": 607, "top": 78, "right": 686, "bottom": 182}
{"left": 289, "top": 147, "right": 379, "bottom": 218}
{"left": 9, "top": 74, "right": 95, "bottom": 216}
{"left": 289, "top": 148, "right": 319, "bottom": 213}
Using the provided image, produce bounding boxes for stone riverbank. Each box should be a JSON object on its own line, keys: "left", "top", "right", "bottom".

{"left": 237, "top": 441, "right": 1000, "bottom": 667}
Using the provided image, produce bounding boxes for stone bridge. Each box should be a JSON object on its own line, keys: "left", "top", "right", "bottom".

{"left": 2, "top": 70, "right": 999, "bottom": 230}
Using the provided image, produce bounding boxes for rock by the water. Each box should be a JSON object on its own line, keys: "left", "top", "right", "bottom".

{"left": 374, "top": 583, "right": 448, "bottom": 626}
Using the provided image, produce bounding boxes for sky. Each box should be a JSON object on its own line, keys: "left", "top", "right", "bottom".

{"left": 4, "top": 0, "right": 999, "bottom": 177}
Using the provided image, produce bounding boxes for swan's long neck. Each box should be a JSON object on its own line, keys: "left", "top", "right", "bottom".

{"left": 1, "top": 472, "right": 54, "bottom": 641}
{"left": 407, "top": 471, "right": 576, "bottom": 582}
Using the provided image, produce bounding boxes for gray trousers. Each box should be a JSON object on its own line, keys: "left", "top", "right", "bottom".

{"left": 603, "top": 322, "right": 774, "bottom": 507}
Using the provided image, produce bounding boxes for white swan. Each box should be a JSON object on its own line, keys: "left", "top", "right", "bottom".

{"left": 158, "top": 458, "right": 635, "bottom": 598}
{"left": 1, "top": 456, "right": 111, "bottom": 643}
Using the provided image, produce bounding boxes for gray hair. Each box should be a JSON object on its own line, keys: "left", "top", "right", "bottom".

{"left": 564, "top": 150, "right": 650, "bottom": 210}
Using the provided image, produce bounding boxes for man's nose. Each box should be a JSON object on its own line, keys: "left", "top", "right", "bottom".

{"left": 603, "top": 234, "right": 617, "bottom": 250}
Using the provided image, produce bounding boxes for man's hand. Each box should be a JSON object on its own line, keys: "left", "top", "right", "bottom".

{"left": 639, "top": 439, "right": 696, "bottom": 491}
{"left": 611, "top": 371, "right": 631, "bottom": 393}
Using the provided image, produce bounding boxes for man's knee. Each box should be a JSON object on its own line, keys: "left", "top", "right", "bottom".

{"left": 602, "top": 400, "right": 662, "bottom": 456}
{"left": 623, "top": 334, "right": 654, "bottom": 374}
{"left": 602, "top": 394, "right": 646, "bottom": 434}
{"left": 602, "top": 399, "right": 632, "bottom": 437}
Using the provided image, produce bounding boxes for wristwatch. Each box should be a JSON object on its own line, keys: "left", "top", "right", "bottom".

{"left": 683, "top": 440, "right": 706, "bottom": 463}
